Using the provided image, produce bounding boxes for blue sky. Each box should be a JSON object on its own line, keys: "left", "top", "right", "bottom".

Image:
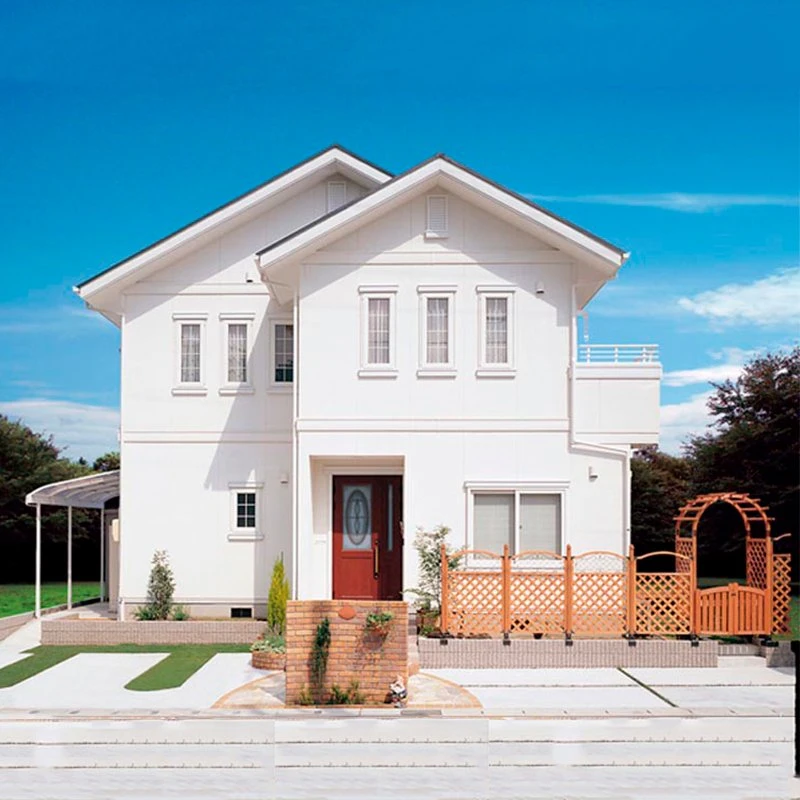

{"left": 1, "top": 1, "right": 797, "bottom": 460}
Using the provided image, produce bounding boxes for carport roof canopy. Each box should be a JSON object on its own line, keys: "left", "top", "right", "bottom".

{"left": 25, "top": 470, "right": 120, "bottom": 510}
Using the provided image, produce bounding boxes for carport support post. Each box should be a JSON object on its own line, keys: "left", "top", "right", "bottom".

{"left": 67, "top": 506, "right": 73, "bottom": 610}
{"left": 35, "top": 503, "right": 41, "bottom": 619}
{"left": 100, "top": 508, "right": 105, "bottom": 602}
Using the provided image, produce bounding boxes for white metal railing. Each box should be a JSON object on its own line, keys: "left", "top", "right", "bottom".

{"left": 577, "top": 344, "right": 660, "bottom": 364}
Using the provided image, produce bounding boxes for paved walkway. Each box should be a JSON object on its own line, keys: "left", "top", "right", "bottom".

{"left": 0, "top": 716, "right": 795, "bottom": 799}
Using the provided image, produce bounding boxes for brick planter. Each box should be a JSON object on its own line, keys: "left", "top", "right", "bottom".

{"left": 41, "top": 619, "right": 264, "bottom": 645}
{"left": 250, "top": 650, "right": 287, "bottom": 671}
{"left": 286, "top": 600, "right": 408, "bottom": 705}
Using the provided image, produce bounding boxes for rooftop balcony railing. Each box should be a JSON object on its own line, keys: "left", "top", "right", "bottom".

{"left": 577, "top": 343, "right": 660, "bottom": 364}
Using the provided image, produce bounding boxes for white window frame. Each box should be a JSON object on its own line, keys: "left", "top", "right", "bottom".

{"left": 172, "top": 312, "right": 208, "bottom": 396}
{"left": 327, "top": 180, "right": 347, "bottom": 212}
{"left": 269, "top": 317, "right": 294, "bottom": 391}
{"left": 425, "top": 195, "right": 449, "bottom": 239}
{"left": 465, "top": 483, "right": 566, "bottom": 562}
{"left": 228, "top": 482, "right": 264, "bottom": 541}
{"left": 417, "top": 285, "right": 456, "bottom": 376}
{"left": 219, "top": 312, "right": 255, "bottom": 395}
{"left": 476, "top": 286, "right": 516, "bottom": 377}
{"left": 358, "top": 285, "right": 398, "bottom": 378}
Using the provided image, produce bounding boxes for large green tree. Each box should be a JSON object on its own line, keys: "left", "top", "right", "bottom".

{"left": 0, "top": 416, "right": 95, "bottom": 582}
{"left": 685, "top": 347, "right": 799, "bottom": 542}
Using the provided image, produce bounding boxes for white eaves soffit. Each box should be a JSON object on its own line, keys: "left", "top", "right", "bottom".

{"left": 75, "top": 147, "right": 393, "bottom": 321}
{"left": 255, "top": 157, "right": 628, "bottom": 294}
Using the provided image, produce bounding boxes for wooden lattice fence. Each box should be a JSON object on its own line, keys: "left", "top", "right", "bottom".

{"left": 439, "top": 540, "right": 791, "bottom": 639}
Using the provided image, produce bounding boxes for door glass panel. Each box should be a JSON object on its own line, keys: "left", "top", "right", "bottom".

{"left": 343, "top": 485, "right": 372, "bottom": 550}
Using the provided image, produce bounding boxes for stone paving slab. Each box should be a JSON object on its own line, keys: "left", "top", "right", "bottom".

{"left": 655, "top": 684, "right": 794, "bottom": 710}
{"left": 465, "top": 684, "right": 668, "bottom": 709}
{"left": 0, "top": 764, "right": 794, "bottom": 799}
{"left": 627, "top": 666, "right": 795, "bottom": 686}
{"left": 424, "top": 667, "right": 632, "bottom": 686}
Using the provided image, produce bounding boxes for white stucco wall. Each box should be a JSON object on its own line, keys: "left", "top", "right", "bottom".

{"left": 115, "top": 180, "right": 657, "bottom": 609}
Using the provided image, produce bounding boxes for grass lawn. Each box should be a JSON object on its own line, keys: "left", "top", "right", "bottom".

{"left": 0, "top": 583, "right": 100, "bottom": 618}
{"left": 0, "top": 644, "right": 251, "bottom": 691}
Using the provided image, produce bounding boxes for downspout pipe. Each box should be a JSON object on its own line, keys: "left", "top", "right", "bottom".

{"left": 254, "top": 256, "right": 300, "bottom": 600}
{"left": 569, "top": 279, "right": 632, "bottom": 550}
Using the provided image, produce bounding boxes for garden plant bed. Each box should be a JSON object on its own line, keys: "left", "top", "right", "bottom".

{"left": 251, "top": 650, "right": 286, "bottom": 671}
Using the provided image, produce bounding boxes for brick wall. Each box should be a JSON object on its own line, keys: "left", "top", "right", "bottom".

{"left": 285, "top": 600, "right": 408, "bottom": 705}
{"left": 419, "top": 638, "right": 718, "bottom": 668}
{"left": 41, "top": 619, "right": 265, "bottom": 645}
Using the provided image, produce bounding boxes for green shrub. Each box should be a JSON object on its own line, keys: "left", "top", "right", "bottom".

{"left": 250, "top": 633, "right": 286, "bottom": 654}
{"left": 405, "top": 525, "right": 461, "bottom": 612}
{"left": 171, "top": 605, "right": 189, "bottom": 621}
{"left": 266, "top": 556, "right": 290, "bottom": 636}
{"left": 134, "top": 550, "right": 175, "bottom": 621}
{"left": 328, "top": 680, "right": 365, "bottom": 705}
{"left": 297, "top": 685, "right": 314, "bottom": 705}
{"left": 310, "top": 617, "right": 331, "bottom": 702}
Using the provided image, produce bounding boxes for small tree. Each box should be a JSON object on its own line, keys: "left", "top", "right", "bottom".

{"left": 136, "top": 550, "right": 175, "bottom": 620}
{"left": 406, "top": 525, "right": 461, "bottom": 612}
{"left": 266, "top": 556, "right": 290, "bottom": 636}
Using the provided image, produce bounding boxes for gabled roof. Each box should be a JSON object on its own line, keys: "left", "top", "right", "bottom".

{"left": 256, "top": 153, "right": 627, "bottom": 274}
{"left": 76, "top": 145, "right": 393, "bottom": 303}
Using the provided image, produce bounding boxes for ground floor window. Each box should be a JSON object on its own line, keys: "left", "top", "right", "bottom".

{"left": 228, "top": 483, "right": 263, "bottom": 540}
{"left": 472, "top": 491, "right": 562, "bottom": 554}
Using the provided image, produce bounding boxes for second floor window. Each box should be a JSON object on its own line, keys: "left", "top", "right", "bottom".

{"left": 227, "top": 323, "right": 248, "bottom": 383}
{"left": 367, "top": 297, "right": 390, "bottom": 364}
{"left": 180, "top": 323, "right": 201, "bottom": 383}
{"left": 485, "top": 297, "right": 508, "bottom": 364}
{"left": 274, "top": 322, "right": 294, "bottom": 383}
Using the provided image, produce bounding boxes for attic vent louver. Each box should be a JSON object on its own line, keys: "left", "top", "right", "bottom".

{"left": 327, "top": 181, "right": 347, "bottom": 212}
{"left": 426, "top": 195, "right": 448, "bottom": 238}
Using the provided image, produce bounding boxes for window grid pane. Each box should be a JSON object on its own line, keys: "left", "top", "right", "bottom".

{"left": 367, "top": 298, "right": 390, "bottom": 364}
{"left": 236, "top": 492, "right": 256, "bottom": 528}
{"left": 180, "top": 324, "right": 201, "bottom": 383}
{"left": 274, "top": 323, "right": 294, "bottom": 383}
{"left": 485, "top": 297, "right": 508, "bottom": 364}
{"left": 227, "top": 324, "right": 248, "bottom": 383}
{"left": 426, "top": 297, "right": 449, "bottom": 364}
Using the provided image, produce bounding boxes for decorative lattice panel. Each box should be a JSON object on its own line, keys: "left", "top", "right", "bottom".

{"left": 747, "top": 538, "right": 768, "bottom": 589}
{"left": 446, "top": 571, "right": 504, "bottom": 636}
{"left": 572, "top": 552, "right": 627, "bottom": 636}
{"left": 508, "top": 553, "right": 565, "bottom": 634}
{"left": 772, "top": 554, "right": 791, "bottom": 635}
{"left": 634, "top": 573, "right": 692, "bottom": 635}
{"left": 675, "top": 537, "right": 693, "bottom": 574}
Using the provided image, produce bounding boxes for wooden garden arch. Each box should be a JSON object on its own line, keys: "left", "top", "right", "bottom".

{"left": 674, "top": 492, "right": 772, "bottom": 587}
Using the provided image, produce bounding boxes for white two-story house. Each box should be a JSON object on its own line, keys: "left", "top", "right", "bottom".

{"left": 76, "top": 146, "right": 661, "bottom": 619}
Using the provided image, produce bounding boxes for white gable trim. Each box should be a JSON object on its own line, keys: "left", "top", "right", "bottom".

{"left": 256, "top": 157, "right": 628, "bottom": 276}
{"left": 77, "top": 147, "right": 391, "bottom": 301}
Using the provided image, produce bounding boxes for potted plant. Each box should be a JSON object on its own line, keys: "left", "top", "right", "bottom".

{"left": 364, "top": 610, "right": 394, "bottom": 637}
{"left": 250, "top": 632, "right": 286, "bottom": 670}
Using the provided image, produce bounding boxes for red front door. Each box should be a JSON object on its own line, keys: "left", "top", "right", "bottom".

{"left": 332, "top": 476, "right": 403, "bottom": 600}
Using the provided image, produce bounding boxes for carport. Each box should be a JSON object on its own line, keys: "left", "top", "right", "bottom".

{"left": 25, "top": 471, "right": 119, "bottom": 618}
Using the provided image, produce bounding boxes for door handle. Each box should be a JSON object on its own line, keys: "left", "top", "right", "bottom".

{"left": 373, "top": 542, "right": 379, "bottom": 578}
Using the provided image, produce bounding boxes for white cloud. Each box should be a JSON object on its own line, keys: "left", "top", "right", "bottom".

{"left": 659, "top": 392, "right": 713, "bottom": 454}
{"left": 662, "top": 348, "right": 754, "bottom": 388}
{"left": 0, "top": 398, "right": 119, "bottom": 462}
{"left": 677, "top": 268, "right": 800, "bottom": 327}
{"left": 529, "top": 192, "right": 799, "bottom": 213}
{"left": 0, "top": 304, "right": 110, "bottom": 335}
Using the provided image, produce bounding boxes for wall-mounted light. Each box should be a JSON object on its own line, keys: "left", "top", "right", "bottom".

{"left": 588, "top": 466, "right": 598, "bottom": 481}
{"left": 279, "top": 472, "right": 290, "bottom": 485}
{"left": 535, "top": 281, "right": 545, "bottom": 295}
